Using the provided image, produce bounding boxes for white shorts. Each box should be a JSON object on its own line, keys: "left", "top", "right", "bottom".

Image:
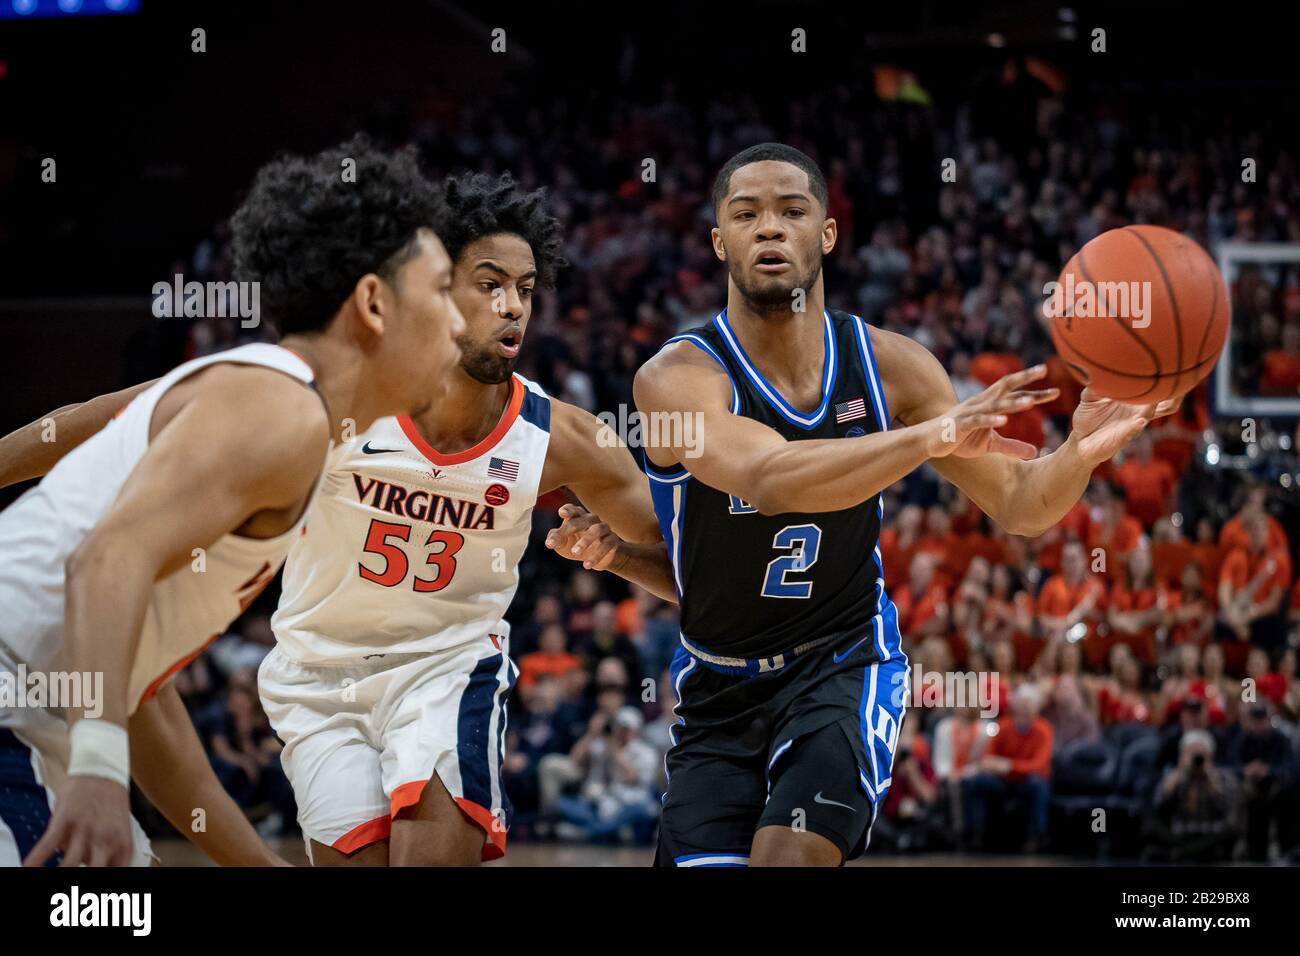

{"left": 0, "top": 685, "right": 154, "bottom": 868}
{"left": 258, "top": 638, "right": 517, "bottom": 861}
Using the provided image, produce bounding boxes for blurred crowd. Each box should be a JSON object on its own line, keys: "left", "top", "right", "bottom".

{"left": 145, "top": 66, "right": 1300, "bottom": 861}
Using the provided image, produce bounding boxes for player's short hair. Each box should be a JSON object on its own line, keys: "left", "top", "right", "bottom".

{"left": 231, "top": 134, "right": 444, "bottom": 335}
{"left": 438, "top": 172, "right": 565, "bottom": 288}
{"left": 711, "top": 142, "right": 829, "bottom": 218}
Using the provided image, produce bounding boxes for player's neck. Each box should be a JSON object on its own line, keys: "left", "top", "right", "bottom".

{"left": 280, "top": 333, "right": 386, "bottom": 442}
{"left": 724, "top": 279, "right": 829, "bottom": 402}
{"left": 410, "top": 366, "right": 512, "bottom": 454}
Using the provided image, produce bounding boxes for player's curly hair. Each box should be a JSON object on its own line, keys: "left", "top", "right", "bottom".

{"left": 437, "top": 171, "right": 565, "bottom": 288}
{"left": 231, "top": 134, "right": 445, "bottom": 335}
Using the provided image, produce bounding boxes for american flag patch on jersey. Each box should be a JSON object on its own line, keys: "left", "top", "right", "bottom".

{"left": 487, "top": 456, "right": 520, "bottom": 481}
{"left": 835, "top": 397, "right": 867, "bottom": 423}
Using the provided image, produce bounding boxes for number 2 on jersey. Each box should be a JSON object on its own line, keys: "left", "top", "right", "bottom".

{"left": 761, "top": 523, "right": 821, "bottom": 599}
{"left": 358, "top": 518, "right": 464, "bottom": 592}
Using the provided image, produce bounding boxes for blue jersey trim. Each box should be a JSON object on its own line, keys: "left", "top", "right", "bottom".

{"left": 713, "top": 309, "right": 836, "bottom": 430}
{"left": 850, "top": 314, "right": 891, "bottom": 433}
{"left": 664, "top": 333, "right": 741, "bottom": 414}
{"left": 519, "top": 386, "right": 551, "bottom": 432}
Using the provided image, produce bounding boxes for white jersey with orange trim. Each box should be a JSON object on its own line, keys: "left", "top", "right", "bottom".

{"left": 271, "top": 374, "right": 552, "bottom": 665}
{"left": 0, "top": 343, "right": 327, "bottom": 714}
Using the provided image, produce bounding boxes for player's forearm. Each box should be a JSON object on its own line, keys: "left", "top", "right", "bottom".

{"left": 608, "top": 540, "right": 678, "bottom": 603}
{"left": 999, "top": 432, "right": 1095, "bottom": 536}
{"left": 747, "top": 421, "right": 933, "bottom": 515}
{"left": 0, "top": 382, "right": 153, "bottom": 489}
{"left": 130, "top": 687, "right": 286, "bottom": 866}
{"left": 0, "top": 402, "right": 95, "bottom": 488}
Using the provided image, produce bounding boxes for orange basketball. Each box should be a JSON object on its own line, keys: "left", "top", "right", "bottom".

{"left": 1046, "top": 225, "right": 1230, "bottom": 403}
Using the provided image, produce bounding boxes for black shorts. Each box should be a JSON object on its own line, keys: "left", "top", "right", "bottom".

{"left": 655, "top": 602, "right": 909, "bottom": 866}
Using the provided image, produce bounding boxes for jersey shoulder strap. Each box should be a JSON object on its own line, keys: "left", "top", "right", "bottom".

{"left": 514, "top": 373, "right": 553, "bottom": 433}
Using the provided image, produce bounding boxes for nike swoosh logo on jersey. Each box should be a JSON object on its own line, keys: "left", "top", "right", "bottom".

{"left": 361, "top": 441, "right": 402, "bottom": 455}
{"left": 832, "top": 634, "right": 871, "bottom": 663}
{"left": 813, "top": 792, "right": 855, "bottom": 811}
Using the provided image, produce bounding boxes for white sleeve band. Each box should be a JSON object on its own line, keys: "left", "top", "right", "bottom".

{"left": 67, "top": 719, "right": 131, "bottom": 789}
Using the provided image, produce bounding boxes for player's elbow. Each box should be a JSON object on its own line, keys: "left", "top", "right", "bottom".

{"left": 747, "top": 473, "right": 792, "bottom": 516}
{"left": 993, "top": 508, "right": 1054, "bottom": 538}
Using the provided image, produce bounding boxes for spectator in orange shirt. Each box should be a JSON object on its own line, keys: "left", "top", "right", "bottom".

{"left": 1087, "top": 484, "right": 1145, "bottom": 570}
{"left": 1106, "top": 546, "right": 1170, "bottom": 664}
{"left": 518, "top": 623, "right": 582, "bottom": 690}
{"left": 949, "top": 511, "right": 1008, "bottom": 578}
{"left": 1038, "top": 541, "right": 1107, "bottom": 667}
{"left": 1191, "top": 643, "right": 1233, "bottom": 725}
{"left": 1218, "top": 484, "right": 1289, "bottom": 560}
{"left": 1096, "top": 647, "right": 1153, "bottom": 725}
{"left": 960, "top": 683, "right": 1054, "bottom": 852}
{"left": 1113, "top": 433, "right": 1178, "bottom": 529}
{"left": 1148, "top": 384, "right": 1208, "bottom": 474}
{"left": 983, "top": 564, "right": 1037, "bottom": 670}
{"left": 932, "top": 706, "right": 987, "bottom": 836}
{"left": 950, "top": 556, "right": 991, "bottom": 663}
{"left": 1151, "top": 516, "right": 1194, "bottom": 586}
{"left": 1036, "top": 498, "right": 1090, "bottom": 575}
{"left": 1243, "top": 647, "right": 1288, "bottom": 710}
{"left": 894, "top": 552, "right": 951, "bottom": 643}
{"left": 879, "top": 503, "right": 923, "bottom": 583}
{"left": 1217, "top": 512, "right": 1292, "bottom": 654}
{"left": 916, "top": 505, "right": 960, "bottom": 590}
{"left": 1167, "top": 562, "right": 1214, "bottom": 647}
{"left": 970, "top": 346, "right": 1022, "bottom": 387}
{"left": 1261, "top": 322, "right": 1300, "bottom": 396}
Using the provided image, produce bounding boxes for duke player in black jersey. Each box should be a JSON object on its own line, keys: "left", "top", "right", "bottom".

{"left": 633, "top": 143, "right": 1177, "bottom": 867}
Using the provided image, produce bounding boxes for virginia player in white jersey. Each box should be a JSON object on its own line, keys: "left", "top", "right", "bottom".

{"left": 0, "top": 137, "right": 466, "bottom": 867}
{"left": 3, "top": 173, "right": 675, "bottom": 866}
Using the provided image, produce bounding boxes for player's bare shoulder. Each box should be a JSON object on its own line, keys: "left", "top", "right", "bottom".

{"left": 161, "top": 361, "right": 332, "bottom": 492}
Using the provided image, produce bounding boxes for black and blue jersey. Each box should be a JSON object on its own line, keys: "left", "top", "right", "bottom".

{"left": 643, "top": 308, "right": 902, "bottom": 666}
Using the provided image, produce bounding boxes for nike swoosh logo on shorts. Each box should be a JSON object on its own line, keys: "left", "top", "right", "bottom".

{"left": 813, "top": 791, "right": 855, "bottom": 811}
{"left": 361, "top": 441, "right": 402, "bottom": 455}
{"left": 832, "top": 634, "right": 871, "bottom": 663}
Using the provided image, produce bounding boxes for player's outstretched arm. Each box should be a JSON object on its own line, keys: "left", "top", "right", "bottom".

{"left": 24, "top": 365, "right": 329, "bottom": 868}
{"left": 632, "top": 341, "right": 1055, "bottom": 516}
{"left": 540, "top": 400, "right": 664, "bottom": 544}
{"left": 0, "top": 378, "right": 157, "bottom": 489}
{"left": 874, "top": 328, "right": 1178, "bottom": 537}
{"left": 129, "top": 683, "right": 291, "bottom": 866}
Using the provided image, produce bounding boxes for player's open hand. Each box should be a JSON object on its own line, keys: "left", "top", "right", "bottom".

{"left": 545, "top": 503, "right": 623, "bottom": 571}
{"left": 924, "top": 364, "right": 1059, "bottom": 460}
{"left": 1071, "top": 386, "right": 1181, "bottom": 466}
{"left": 25, "top": 774, "right": 134, "bottom": 867}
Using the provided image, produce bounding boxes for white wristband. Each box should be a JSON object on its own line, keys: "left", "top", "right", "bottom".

{"left": 67, "top": 719, "right": 130, "bottom": 789}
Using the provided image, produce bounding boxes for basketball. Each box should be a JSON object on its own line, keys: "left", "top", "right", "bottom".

{"left": 1046, "top": 225, "right": 1231, "bottom": 404}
